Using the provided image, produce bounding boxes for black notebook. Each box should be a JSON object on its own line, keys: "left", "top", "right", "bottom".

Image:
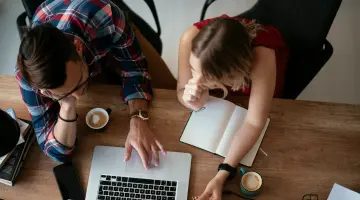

{"left": 0, "top": 119, "right": 34, "bottom": 186}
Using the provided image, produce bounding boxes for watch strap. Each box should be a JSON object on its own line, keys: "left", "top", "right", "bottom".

{"left": 218, "top": 163, "right": 237, "bottom": 180}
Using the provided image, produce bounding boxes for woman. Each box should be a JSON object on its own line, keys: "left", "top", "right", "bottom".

{"left": 177, "top": 15, "right": 289, "bottom": 199}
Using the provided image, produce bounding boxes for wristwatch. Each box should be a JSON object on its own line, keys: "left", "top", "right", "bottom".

{"left": 218, "top": 163, "right": 237, "bottom": 180}
{"left": 130, "top": 110, "right": 149, "bottom": 121}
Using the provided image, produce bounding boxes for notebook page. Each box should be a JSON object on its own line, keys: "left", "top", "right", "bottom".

{"left": 216, "top": 106, "right": 270, "bottom": 167}
{"left": 328, "top": 184, "right": 360, "bottom": 200}
{"left": 180, "top": 97, "right": 236, "bottom": 153}
{"left": 215, "top": 106, "right": 247, "bottom": 156}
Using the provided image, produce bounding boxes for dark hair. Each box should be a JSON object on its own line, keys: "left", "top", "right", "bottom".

{"left": 17, "top": 23, "right": 80, "bottom": 89}
{"left": 191, "top": 18, "right": 262, "bottom": 94}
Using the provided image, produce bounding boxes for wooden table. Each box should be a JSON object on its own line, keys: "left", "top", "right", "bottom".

{"left": 1, "top": 75, "right": 360, "bottom": 200}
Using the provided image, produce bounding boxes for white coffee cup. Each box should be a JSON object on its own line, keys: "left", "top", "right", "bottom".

{"left": 85, "top": 108, "right": 111, "bottom": 130}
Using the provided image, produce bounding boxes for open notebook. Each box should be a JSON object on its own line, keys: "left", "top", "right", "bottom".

{"left": 180, "top": 97, "right": 270, "bottom": 167}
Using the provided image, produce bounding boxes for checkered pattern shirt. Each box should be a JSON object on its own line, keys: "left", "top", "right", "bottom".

{"left": 15, "top": 0, "right": 153, "bottom": 162}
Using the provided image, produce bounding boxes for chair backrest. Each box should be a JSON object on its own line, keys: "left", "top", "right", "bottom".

{"left": 201, "top": 0, "right": 342, "bottom": 50}
{"left": 237, "top": 0, "right": 342, "bottom": 50}
{"left": 21, "top": 0, "right": 44, "bottom": 21}
{"left": 143, "top": 0, "right": 161, "bottom": 36}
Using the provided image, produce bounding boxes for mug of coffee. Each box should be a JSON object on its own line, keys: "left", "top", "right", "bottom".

{"left": 85, "top": 108, "right": 111, "bottom": 131}
{"left": 239, "top": 167, "right": 262, "bottom": 197}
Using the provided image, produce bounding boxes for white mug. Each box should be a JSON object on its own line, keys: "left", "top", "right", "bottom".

{"left": 85, "top": 108, "right": 111, "bottom": 131}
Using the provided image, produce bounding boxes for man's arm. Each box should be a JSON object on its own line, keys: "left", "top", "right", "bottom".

{"left": 87, "top": 2, "right": 153, "bottom": 102}
{"left": 16, "top": 72, "right": 76, "bottom": 162}
{"left": 129, "top": 99, "right": 148, "bottom": 113}
{"left": 86, "top": 2, "right": 164, "bottom": 169}
{"left": 112, "top": 7, "right": 153, "bottom": 103}
{"left": 53, "top": 96, "right": 77, "bottom": 148}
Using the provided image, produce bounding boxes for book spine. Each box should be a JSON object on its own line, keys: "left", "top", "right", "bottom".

{"left": 11, "top": 132, "right": 35, "bottom": 186}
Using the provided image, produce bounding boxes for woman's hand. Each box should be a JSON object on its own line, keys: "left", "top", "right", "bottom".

{"left": 182, "top": 79, "right": 209, "bottom": 111}
{"left": 195, "top": 171, "right": 228, "bottom": 200}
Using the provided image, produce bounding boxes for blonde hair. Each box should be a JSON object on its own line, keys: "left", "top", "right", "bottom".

{"left": 192, "top": 17, "right": 264, "bottom": 97}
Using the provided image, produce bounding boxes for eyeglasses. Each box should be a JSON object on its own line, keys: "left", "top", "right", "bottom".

{"left": 41, "top": 60, "right": 97, "bottom": 102}
{"left": 42, "top": 75, "right": 92, "bottom": 102}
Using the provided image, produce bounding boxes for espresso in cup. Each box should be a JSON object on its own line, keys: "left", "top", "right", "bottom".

{"left": 241, "top": 172, "right": 262, "bottom": 191}
{"left": 86, "top": 108, "right": 111, "bottom": 130}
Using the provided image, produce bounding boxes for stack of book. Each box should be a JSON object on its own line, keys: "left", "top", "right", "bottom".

{"left": 0, "top": 109, "right": 35, "bottom": 186}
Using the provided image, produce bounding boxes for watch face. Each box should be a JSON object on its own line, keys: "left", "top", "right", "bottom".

{"left": 140, "top": 111, "right": 149, "bottom": 118}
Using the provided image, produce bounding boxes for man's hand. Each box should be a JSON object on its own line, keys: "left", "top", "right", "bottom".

{"left": 182, "top": 79, "right": 209, "bottom": 111}
{"left": 124, "top": 118, "right": 165, "bottom": 169}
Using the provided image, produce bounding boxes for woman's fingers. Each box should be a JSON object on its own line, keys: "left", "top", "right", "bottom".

{"left": 183, "top": 81, "right": 205, "bottom": 104}
{"left": 183, "top": 93, "right": 198, "bottom": 102}
{"left": 197, "top": 191, "right": 212, "bottom": 200}
{"left": 185, "top": 83, "right": 203, "bottom": 95}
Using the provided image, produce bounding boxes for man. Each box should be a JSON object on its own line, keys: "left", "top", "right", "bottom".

{"left": 16, "top": 0, "right": 176, "bottom": 169}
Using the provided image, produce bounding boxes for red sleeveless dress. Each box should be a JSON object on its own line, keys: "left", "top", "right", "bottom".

{"left": 193, "top": 14, "right": 289, "bottom": 98}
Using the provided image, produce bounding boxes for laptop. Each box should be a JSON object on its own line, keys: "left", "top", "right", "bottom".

{"left": 85, "top": 146, "right": 192, "bottom": 200}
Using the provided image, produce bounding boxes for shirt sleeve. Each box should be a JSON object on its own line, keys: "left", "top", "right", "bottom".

{"left": 15, "top": 71, "right": 74, "bottom": 162}
{"left": 87, "top": 2, "right": 153, "bottom": 102}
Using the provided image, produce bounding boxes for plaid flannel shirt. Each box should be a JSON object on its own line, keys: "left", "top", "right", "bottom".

{"left": 15, "top": 0, "right": 153, "bottom": 162}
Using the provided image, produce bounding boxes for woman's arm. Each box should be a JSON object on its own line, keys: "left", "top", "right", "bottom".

{"left": 197, "top": 46, "right": 277, "bottom": 200}
{"left": 177, "top": 26, "right": 200, "bottom": 107}
{"left": 222, "top": 46, "right": 276, "bottom": 178}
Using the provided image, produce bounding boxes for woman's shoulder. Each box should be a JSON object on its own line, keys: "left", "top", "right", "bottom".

{"left": 254, "top": 30, "right": 286, "bottom": 50}
{"left": 241, "top": 19, "right": 287, "bottom": 50}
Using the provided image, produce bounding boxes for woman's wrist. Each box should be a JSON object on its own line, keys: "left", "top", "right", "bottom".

{"left": 215, "top": 170, "right": 230, "bottom": 183}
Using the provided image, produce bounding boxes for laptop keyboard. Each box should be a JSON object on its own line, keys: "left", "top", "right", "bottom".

{"left": 97, "top": 174, "right": 177, "bottom": 200}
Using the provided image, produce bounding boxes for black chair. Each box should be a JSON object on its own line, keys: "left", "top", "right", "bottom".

{"left": 16, "top": 0, "right": 163, "bottom": 55}
{"left": 200, "top": 0, "right": 342, "bottom": 99}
